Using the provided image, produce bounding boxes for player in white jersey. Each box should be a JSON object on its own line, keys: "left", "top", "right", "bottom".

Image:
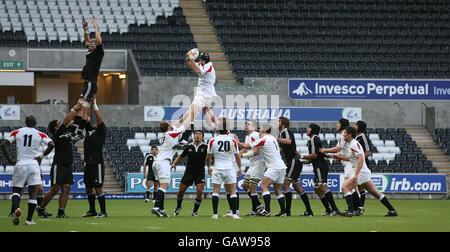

{"left": 151, "top": 118, "right": 188, "bottom": 218}
{"left": 332, "top": 127, "right": 398, "bottom": 217}
{"left": 238, "top": 120, "right": 265, "bottom": 216}
{"left": 2, "top": 115, "right": 55, "bottom": 226}
{"left": 185, "top": 51, "right": 219, "bottom": 130}
{"left": 237, "top": 123, "right": 287, "bottom": 217}
{"left": 206, "top": 118, "right": 242, "bottom": 220}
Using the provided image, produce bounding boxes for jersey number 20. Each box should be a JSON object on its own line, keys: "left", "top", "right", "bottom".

{"left": 217, "top": 141, "right": 230, "bottom": 152}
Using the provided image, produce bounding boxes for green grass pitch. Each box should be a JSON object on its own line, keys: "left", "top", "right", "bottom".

{"left": 1, "top": 199, "right": 449, "bottom": 232}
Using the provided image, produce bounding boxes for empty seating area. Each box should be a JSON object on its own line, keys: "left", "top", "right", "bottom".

{"left": 0, "top": 126, "right": 84, "bottom": 173}
{"left": 0, "top": 0, "right": 198, "bottom": 77}
{"left": 205, "top": 0, "right": 450, "bottom": 79}
{"left": 434, "top": 128, "right": 450, "bottom": 155}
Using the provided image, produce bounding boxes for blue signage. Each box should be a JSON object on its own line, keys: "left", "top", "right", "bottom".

{"left": 289, "top": 79, "right": 450, "bottom": 100}
{"left": 0, "top": 173, "right": 86, "bottom": 193}
{"left": 126, "top": 173, "right": 341, "bottom": 193}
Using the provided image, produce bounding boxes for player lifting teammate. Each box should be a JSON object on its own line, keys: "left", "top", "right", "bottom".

{"left": 2, "top": 115, "right": 55, "bottom": 226}
{"left": 37, "top": 103, "right": 84, "bottom": 219}
{"left": 333, "top": 127, "right": 398, "bottom": 217}
{"left": 81, "top": 100, "right": 108, "bottom": 218}
{"left": 171, "top": 130, "right": 208, "bottom": 217}
{"left": 207, "top": 118, "right": 242, "bottom": 220}
{"left": 277, "top": 117, "right": 312, "bottom": 216}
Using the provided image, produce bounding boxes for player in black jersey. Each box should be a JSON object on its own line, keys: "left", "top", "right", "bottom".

{"left": 354, "top": 120, "right": 373, "bottom": 215}
{"left": 277, "top": 117, "right": 312, "bottom": 216}
{"left": 81, "top": 100, "right": 108, "bottom": 218}
{"left": 171, "top": 130, "right": 208, "bottom": 217}
{"left": 302, "top": 124, "right": 341, "bottom": 216}
{"left": 143, "top": 146, "right": 159, "bottom": 203}
{"left": 66, "top": 19, "right": 104, "bottom": 142}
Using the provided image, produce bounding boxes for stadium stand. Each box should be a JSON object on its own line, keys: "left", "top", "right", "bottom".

{"left": 0, "top": 0, "right": 197, "bottom": 77}
{"left": 205, "top": 0, "right": 450, "bottom": 80}
{"left": 434, "top": 128, "right": 450, "bottom": 156}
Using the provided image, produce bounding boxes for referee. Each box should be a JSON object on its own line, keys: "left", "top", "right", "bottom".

{"left": 82, "top": 100, "right": 108, "bottom": 218}
{"left": 171, "top": 130, "right": 208, "bottom": 217}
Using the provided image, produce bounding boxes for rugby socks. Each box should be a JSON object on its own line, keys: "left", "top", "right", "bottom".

{"left": 27, "top": 199, "right": 37, "bottom": 221}
{"left": 37, "top": 194, "right": 44, "bottom": 208}
{"left": 284, "top": 191, "right": 292, "bottom": 215}
{"left": 324, "top": 190, "right": 339, "bottom": 212}
{"left": 360, "top": 191, "right": 367, "bottom": 208}
{"left": 352, "top": 190, "right": 361, "bottom": 211}
{"left": 155, "top": 189, "right": 166, "bottom": 210}
{"left": 246, "top": 189, "right": 256, "bottom": 212}
{"left": 226, "top": 192, "right": 231, "bottom": 206}
{"left": 229, "top": 194, "right": 238, "bottom": 215}
{"left": 87, "top": 193, "right": 96, "bottom": 212}
{"left": 262, "top": 191, "right": 271, "bottom": 213}
{"left": 11, "top": 193, "right": 21, "bottom": 213}
{"left": 379, "top": 194, "right": 396, "bottom": 212}
{"left": 299, "top": 191, "right": 312, "bottom": 213}
{"left": 320, "top": 195, "right": 331, "bottom": 213}
{"left": 344, "top": 192, "right": 355, "bottom": 212}
{"left": 212, "top": 193, "right": 219, "bottom": 215}
{"left": 193, "top": 199, "right": 202, "bottom": 213}
{"left": 250, "top": 193, "right": 262, "bottom": 212}
{"left": 177, "top": 195, "right": 184, "bottom": 209}
{"left": 98, "top": 193, "right": 106, "bottom": 214}
{"left": 277, "top": 194, "right": 286, "bottom": 214}
{"left": 236, "top": 193, "right": 240, "bottom": 211}
{"left": 58, "top": 208, "right": 65, "bottom": 216}
{"left": 145, "top": 190, "right": 151, "bottom": 199}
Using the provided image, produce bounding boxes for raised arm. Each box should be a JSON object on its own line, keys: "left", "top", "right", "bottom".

{"left": 83, "top": 21, "right": 90, "bottom": 47}
{"left": 92, "top": 19, "right": 102, "bottom": 45}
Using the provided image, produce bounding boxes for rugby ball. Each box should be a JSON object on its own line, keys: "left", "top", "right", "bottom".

{"left": 189, "top": 48, "right": 199, "bottom": 60}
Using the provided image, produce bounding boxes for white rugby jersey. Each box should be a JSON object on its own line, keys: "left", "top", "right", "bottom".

{"left": 348, "top": 139, "right": 371, "bottom": 173}
{"left": 337, "top": 133, "right": 350, "bottom": 166}
{"left": 207, "top": 134, "right": 239, "bottom": 170}
{"left": 250, "top": 134, "right": 287, "bottom": 170}
{"left": 245, "top": 130, "right": 264, "bottom": 165}
{"left": 155, "top": 125, "right": 185, "bottom": 162}
{"left": 196, "top": 62, "right": 216, "bottom": 97}
{"left": 6, "top": 127, "right": 52, "bottom": 165}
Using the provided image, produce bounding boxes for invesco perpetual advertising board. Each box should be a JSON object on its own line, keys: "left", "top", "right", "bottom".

{"left": 289, "top": 79, "right": 450, "bottom": 100}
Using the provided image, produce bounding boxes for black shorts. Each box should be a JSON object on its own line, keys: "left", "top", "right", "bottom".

{"left": 180, "top": 172, "right": 205, "bottom": 186}
{"left": 80, "top": 80, "right": 97, "bottom": 102}
{"left": 313, "top": 165, "right": 329, "bottom": 187}
{"left": 147, "top": 167, "right": 157, "bottom": 182}
{"left": 50, "top": 163, "right": 74, "bottom": 186}
{"left": 84, "top": 162, "right": 105, "bottom": 188}
{"left": 285, "top": 157, "right": 303, "bottom": 183}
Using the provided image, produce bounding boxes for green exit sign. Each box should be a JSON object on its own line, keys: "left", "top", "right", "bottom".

{"left": 1, "top": 61, "right": 24, "bottom": 69}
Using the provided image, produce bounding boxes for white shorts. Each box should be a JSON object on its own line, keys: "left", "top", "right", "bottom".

{"left": 152, "top": 159, "right": 171, "bottom": 180}
{"left": 344, "top": 163, "right": 353, "bottom": 177}
{"left": 353, "top": 172, "right": 372, "bottom": 185}
{"left": 263, "top": 168, "right": 286, "bottom": 185}
{"left": 192, "top": 93, "right": 212, "bottom": 108}
{"left": 250, "top": 161, "right": 266, "bottom": 181}
{"left": 212, "top": 169, "right": 237, "bottom": 185}
{"left": 13, "top": 164, "right": 42, "bottom": 188}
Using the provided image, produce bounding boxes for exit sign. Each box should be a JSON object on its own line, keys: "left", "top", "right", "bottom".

{"left": 1, "top": 61, "right": 24, "bottom": 69}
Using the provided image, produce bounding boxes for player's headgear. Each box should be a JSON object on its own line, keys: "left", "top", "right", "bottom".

{"left": 25, "top": 115, "right": 37, "bottom": 128}
{"left": 198, "top": 52, "right": 210, "bottom": 63}
{"left": 261, "top": 123, "right": 272, "bottom": 134}
{"left": 308, "top": 123, "right": 320, "bottom": 136}
{"left": 338, "top": 118, "right": 350, "bottom": 131}
{"left": 355, "top": 120, "right": 367, "bottom": 133}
